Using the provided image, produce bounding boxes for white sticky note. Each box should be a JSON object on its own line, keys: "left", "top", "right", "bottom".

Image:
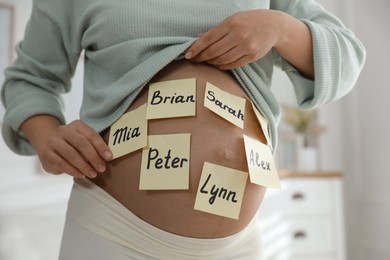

{"left": 147, "top": 78, "right": 196, "bottom": 119}
{"left": 194, "top": 162, "right": 248, "bottom": 219}
{"left": 108, "top": 104, "right": 148, "bottom": 159}
{"left": 251, "top": 102, "right": 272, "bottom": 149}
{"left": 204, "top": 82, "right": 246, "bottom": 129}
{"left": 140, "top": 133, "right": 191, "bottom": 190}
{"left": 243, "top": 135, "right": 281, "bottom": 189}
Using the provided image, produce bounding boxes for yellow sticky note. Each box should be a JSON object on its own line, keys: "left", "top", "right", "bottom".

{"left": 194, "top": 162, "right": 248, "bottom": 219}
{"left": 251, "top": 102, "right": 272, "bottom": 149}
{"left": 243, "top": 135, "right": 281, "bottom": 189}
{"left": 204, "top": 82, "right": 246, "bottom": 129}
{"left": 108, "top": 104, "right": 148, "bottom": 159}
{"left": 147, "top": 78, "right": 196, "bottom": 119}
{"left": 140, "top": 133, "right": 191, "bottom": 190}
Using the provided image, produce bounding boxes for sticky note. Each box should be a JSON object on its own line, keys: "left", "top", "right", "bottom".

{"left": 243, "top": 135, "right": 281, "bottom": 189}
{"left": 251, "top": 102, "right": 272, "bottom": 149}
{"left": 194, "top": 162, "right": 248, "bottom": 219}
{"left": 147, "top": 78, "right": 196, "bottom": 119}
{"left": 108, "top": 104, "right": 148, "bottom": 159}
{"left": 204, "top": 82, "right": 246, "bottom": 129}
{"left": 139, "top": 133, "right": 191, "bottom": 190}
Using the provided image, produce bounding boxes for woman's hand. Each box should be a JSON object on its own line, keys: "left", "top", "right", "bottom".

{"left": 185, "top": 10, "right": 285, "bottom": 70}
{"left": 21, "top": 116, "right": 112, "bottom": 179}
{"left": 185, "top": 9, "right": 314, "bottom": 79}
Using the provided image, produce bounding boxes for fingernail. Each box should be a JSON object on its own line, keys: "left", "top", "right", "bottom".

{"left": 103, "top": 151, "right": 112, "bottom": 160}
{"left": 185, "top": 52, "right": 193, "bottom": 59}
{"left": 98, "top": 164, "right": 106, "bottom": 173}
{"left": 89, "top": 171, "right": 98, "bottom": 178}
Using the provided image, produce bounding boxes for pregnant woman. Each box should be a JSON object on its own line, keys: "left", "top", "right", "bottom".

{"left": 1, "top": 0, "right": 365, "bottom": 259}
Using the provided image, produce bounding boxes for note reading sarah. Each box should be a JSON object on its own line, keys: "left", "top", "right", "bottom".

{"left": 147, "top": 78, "right": 196, "bottom": 119}
{"left": 243, "top": 135, "right": 281, "bottom": 189}
{"left": 139, "top": 133, "right": 191, "bottom": 190}
{"left": 204, "top": 82, "right": 246, "bottom": 129}
{"left": 194, "top": 162, "right": 248, "bottom": 219}
{"left": 108, "top": 104, "right": 148, "bottom": 159}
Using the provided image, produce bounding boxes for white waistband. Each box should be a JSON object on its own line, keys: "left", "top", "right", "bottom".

{"left": 66, "top": 179, "right": 259, "bottom": 259}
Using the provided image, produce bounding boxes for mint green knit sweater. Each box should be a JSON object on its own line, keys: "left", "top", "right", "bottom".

{"left": 1, "top": 0, "right": 365, "bottom": 155}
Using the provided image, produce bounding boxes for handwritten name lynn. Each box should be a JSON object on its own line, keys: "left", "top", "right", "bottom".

{"left": 200, "top": 173, "right": 238, "bottom": 206}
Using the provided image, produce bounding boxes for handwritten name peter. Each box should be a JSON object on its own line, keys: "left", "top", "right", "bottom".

{"left": 140, "top": 133, "right": 191, "bottom": 190}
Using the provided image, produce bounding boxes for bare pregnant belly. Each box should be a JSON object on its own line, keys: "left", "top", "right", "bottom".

{"left": 92, "top": 59, "right": 267, "bottom": 238}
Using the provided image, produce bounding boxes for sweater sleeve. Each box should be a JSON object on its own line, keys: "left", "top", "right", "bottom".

{"left": 271, "top": 0, "right": 366, "bottom": 109}
{"left": 1, "top": 1, "right": 81, "bottom": 155}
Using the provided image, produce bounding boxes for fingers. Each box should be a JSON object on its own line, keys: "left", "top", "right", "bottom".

{"left": 213, "top": 55, "right": 254, "bottom": 70}
{"left": 40, "top": 120, "right": 113, "bottom": 179}
{"left": 59, "top": 127, "right": 104, "bottom": 176}
{"left": 185, "top": 10, "right": 280, "bottom": 69}
{"left": 185, "top": 25, "right": 254, "bottom": 69}
{"left": 190, "top": 33, "right": 237, "bottom": 63}
{"left": 65, "top": 121, "right": 112, "bottom": 175}
{"left": 41, "top": 146, "right": 88, "bottom": 179}
{"left": 185, "top": 25, "right": 229, "bottom": 60}
{"left": 73, "top": 121, "right": 113, "bottom": 162}
{"left": 205, "top": 46, "right": 242, "bottom": 66}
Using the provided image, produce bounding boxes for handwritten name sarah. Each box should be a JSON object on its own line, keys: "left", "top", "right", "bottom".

{"left": 206, "top": 90, "right": 244, "bottom": 121}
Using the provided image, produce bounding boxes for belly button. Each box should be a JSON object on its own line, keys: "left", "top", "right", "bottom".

{"left": 216, "top": 147, "right": 235, "bottom": 162}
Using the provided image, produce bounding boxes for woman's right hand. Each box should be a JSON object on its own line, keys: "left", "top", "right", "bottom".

{"left": 22, "top": 116, "right": 113, "bottom": 179}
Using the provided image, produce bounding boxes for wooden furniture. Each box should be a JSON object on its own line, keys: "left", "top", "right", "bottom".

{"left": 258, "top": 171, "right": 346, "bottom": 260}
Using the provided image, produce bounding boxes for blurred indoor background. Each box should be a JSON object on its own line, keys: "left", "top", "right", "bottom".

{"left": 1, "top": 0, "right": 389, "bottom": 259}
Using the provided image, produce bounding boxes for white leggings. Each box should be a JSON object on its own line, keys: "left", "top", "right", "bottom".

{"left": 58, "top": 179, "right": 263, "bottom": 260}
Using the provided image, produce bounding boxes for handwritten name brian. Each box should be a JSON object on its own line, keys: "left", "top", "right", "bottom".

{"left": 150, "top": 90, "right": 195, "bottom": 105}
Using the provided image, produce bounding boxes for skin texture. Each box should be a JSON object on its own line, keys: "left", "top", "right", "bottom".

{"left": 92, "top": 59, "right": 267, "bottom": 238}
{"left": 20, "top": 10, "right": 314, "bottom": 237}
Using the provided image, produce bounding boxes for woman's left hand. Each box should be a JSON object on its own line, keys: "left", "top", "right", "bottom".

{"left": 185, "top": 10, "right": 285, "bottom": 70}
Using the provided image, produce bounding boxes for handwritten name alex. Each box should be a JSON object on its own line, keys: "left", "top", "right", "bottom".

{"left": 248, "top": 149, "right": 271, "bottom": 171}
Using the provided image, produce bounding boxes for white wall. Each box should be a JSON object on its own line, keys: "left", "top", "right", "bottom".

{"left": 1, "top": 0, "right": 31, "bottom": 56}
{"left": 342, "top": 0, "right": 390, "bottom": 259}
{"left": 268, "top": 0, "right": 390, "bottom": 259}
{"left": 0, "top": 2, "right": 37, "bottom": 174}
{"left": 0, "top": 1, "right": 73, "bottom": 259}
